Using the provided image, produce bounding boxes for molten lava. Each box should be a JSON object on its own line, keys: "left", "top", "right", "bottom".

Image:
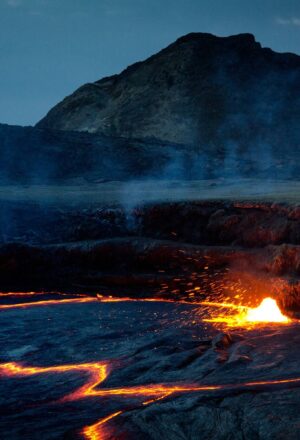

{"left": 245, "top": 297, "right": 290, "bottom": 323}
{"left": 2, "top": 359, "right": 300, "bottom": 440}
{"left": 203, "top": 297, "right": 291, "bottom": 327}
{"left": 0, "top": 296, "right": 97, "bottom": 310}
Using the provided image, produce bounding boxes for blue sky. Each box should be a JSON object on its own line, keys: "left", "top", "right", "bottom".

{"left": 1, "top": 0, "right": 300, "bottom": 126}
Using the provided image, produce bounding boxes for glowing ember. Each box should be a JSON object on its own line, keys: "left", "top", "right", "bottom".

{"left": 245, "top": 297, "right": 290, "bottom": 323}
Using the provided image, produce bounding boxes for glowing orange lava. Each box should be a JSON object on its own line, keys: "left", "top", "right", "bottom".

{"left": 0, "top": 293, "right": 217, "bottom": 311}
{"left": 0, "top": 297, "right": 97, "bottom": 310}
{"left": 0, "top": 291, "right": 41, "bottom": 296}
{"left": 203, "top": 297, "right": 291, "bottom": 327}
{"left": 0, "top": 293, "right": 192, "bottom": 311}
{"left": 83, "top": 411, "right": 123, "bottom": 440}
{"left": 2, "top": 360, "right": 300, "bottom": 440}
{"left": 245, "top": 297, "right": 290, "bottom": 323}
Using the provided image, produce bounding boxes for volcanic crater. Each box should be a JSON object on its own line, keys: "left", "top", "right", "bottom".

{"left": 1, "top": 181, "right": 300, "bottom": 439}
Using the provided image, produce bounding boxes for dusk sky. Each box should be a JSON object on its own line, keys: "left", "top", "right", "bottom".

{"left": 1, "top": 0, "right": 300, "bottom": 126}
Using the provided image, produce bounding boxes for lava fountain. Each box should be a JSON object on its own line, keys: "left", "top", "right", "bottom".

{"left": 203, "top": 297, "right": 291, "bottom": 327}
{"left": 245, "top": 297, "right": 290, "bottom": 323}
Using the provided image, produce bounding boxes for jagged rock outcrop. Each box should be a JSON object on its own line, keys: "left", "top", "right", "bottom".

{"left": 37, "top": 33, "right": 300, "bottom": 168}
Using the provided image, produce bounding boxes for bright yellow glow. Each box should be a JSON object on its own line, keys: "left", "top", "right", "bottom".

{"left": 203, "top": 297, "right": 291, "bottom": 327}
{"left": 245, "top": 297, "right": 289, "bottom": 323}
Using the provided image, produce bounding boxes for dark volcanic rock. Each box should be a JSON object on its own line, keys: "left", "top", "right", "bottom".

{"left": 0, "top": 124, "right": 193, "bottom": 183}
{"left": 1, "top": 199, "right": 300, "bottom": 312}
{"left": 110, "top": 324, "right": 300, "bottom": 440}
{"left": 1, "top": 237, "right": 300, "bottom": 311}
{"left": 37, "top": 33, "right": 300, "bottom": 175}
{"left": 1, "top": 122, "right": 297, "bottom": 182}
{"left": 2, "top": 200, "right": 300, "bottom": 248}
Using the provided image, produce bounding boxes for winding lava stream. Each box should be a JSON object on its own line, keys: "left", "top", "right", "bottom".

{"left": 0, "top": 292, "right": 297, "bottom": 439}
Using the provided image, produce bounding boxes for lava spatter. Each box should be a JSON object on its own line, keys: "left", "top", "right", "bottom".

{"left": 202, "top": 297, "right": 291, "bottom": 328}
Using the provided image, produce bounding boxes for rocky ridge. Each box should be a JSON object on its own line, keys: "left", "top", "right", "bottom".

{"left": 37, "top": 33, "right": 300, "bottom": 170}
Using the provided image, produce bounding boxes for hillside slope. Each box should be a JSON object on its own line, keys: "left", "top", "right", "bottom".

{"left": 37, "top": 33, "right": 300, "bottom": 160}
{"left": 0, "top": 123, "right": 193, "bottom": 183}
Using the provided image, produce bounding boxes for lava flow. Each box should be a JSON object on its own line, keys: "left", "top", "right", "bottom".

{"left": 0, "top": 292, "right": 292, "bottom": 329}
{"left": 0, "top": 296, "right": 97, "bottom": 310}
{"left": 2, "top": 359, "right": 300, "bottom": 440}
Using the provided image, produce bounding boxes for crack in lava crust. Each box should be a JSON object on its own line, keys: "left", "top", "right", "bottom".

{"left": 2, "top": 361, "right": 300, "bottom": 439}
